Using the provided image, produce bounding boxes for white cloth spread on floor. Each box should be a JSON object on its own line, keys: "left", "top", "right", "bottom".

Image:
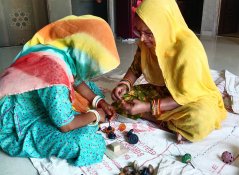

{"left": 30, "top": 70, "right": 239, "bottom": 175}
{"left": 31, "top": 114, "right": 239, "bottom": 175}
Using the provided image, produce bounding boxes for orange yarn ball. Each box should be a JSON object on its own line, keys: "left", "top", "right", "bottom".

{"left": 118, "top": 123, "right": 126, "bottom": 131}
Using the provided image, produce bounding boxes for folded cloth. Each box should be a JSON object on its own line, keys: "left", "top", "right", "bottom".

{"left": 225, "top": 70, "right": 239, "bottom": 114}
{"left": 30, "top": 113, "right": 239, "bottom": 175}
{"left": 210, "top": 69, "right": 239, "bottom": 114}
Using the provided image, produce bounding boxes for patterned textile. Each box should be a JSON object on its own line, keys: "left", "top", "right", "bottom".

{"left": 0, "top": 86, "right": 106, "bottom": 166}
{"left": 0, "top": 15, "right": 120, "bottom": 99}
{"left": 123, "top": 0, "right": 227, "bottom": 142}
{"left": 0, "top": 15, "right": 120, "bottom": 166}
{"left": 113, "top": 84, "right": 170, "bottom": 119}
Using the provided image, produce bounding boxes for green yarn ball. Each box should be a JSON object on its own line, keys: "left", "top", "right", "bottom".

{"left": 182, "top": 153, "right": 192, "bottom": 163}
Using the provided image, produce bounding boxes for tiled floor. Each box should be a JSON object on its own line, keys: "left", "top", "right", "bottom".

{"left": 0, "top": 36, "right": 239, "bottom": 75}
{"left": 200, "top": 36, "right": 239, "bottom": 75}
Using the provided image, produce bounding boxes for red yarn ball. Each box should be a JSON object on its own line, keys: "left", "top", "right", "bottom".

{"left": 221, "top": 151, "right": 234, "bottom": 164}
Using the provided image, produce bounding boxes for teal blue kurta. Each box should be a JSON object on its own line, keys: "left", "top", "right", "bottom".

{"left": 0, "top": 85, "right": 106, "bottom": 166}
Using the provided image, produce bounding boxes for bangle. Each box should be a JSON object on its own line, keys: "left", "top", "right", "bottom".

{"left": 92, "top": 95, "right": 103, "bottom": 108}
{"left": 157, "top": 98, "right": 161, "bottom": 115}
{"left": 151, "top": 99, "right": 161, "bottom": 115}
{"left": 122, "top": 78, "right": 133, "bottom": 87}
{"left": 151, "top": 100, "right": 156, "bottom": 115}
{"left": 118, "top": 81, "right": 131, "bottom": 92}
{"left": 87, "top": 109, "right": 101, "bottom": 126}
{"left": 150, "top": 100, "right": 155, "bottom": 115}
{"left": 96, "top": 98, "right": 106, "bottom": 108}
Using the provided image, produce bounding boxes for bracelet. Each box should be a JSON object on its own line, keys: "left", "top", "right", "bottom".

{"left": 157, "top": 99, "right": 161, "bottom": 115}
{"left": 96, "top": 98, "right": 106, "bottom": 108}
{"left": 118, "top": 81, "right": 131, "bottom": 92}
{"left": 122, "top": 78, "right": 133, "bottom": 87}
{"left": 150, "top": 100, "right": 155, "bottom": 115}
{"left": 92, "top": 95, "right": 103, "bottom": 108}
{"left": 151, "top": 99, "right": 161, "bottom": 115}
{"left": 87, "top": 109, "right": 101, "bottom": 126}
{"left": 118, "top": 81, "right": 130, "bottom": 92}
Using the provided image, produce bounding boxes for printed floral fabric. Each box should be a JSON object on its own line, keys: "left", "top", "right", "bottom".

{"left": 0, "top": 85, "right": 106, "bottom": 166}
{"left": 112, "top": 84, "right": 170, "bottom": 119}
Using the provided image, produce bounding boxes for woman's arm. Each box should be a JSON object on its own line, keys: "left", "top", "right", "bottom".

{"left": 160, "top": 97, "right": 180, "bottom": 112}
{"left": 111, "top": 63, "right": 139, "bottom": 101}
{"left": 123, "top": 46, "right": 142, "bottom": 85}
{"left": 38, "top": 86, "right": 106, "bottom": 132}
{"left": 122, "top": 68, "right": 138, "bottom": 86}
{"left": 74, "top": 81, "right": 96, "bottom": 102}
{"left": 60, "top": 109, "right": 105, "bottom": 132}
{"left": 74, "top": 81, "right": 116, "bottom": 118}
{"left": 122, "top": 97, "right": 180, "bottom": 115}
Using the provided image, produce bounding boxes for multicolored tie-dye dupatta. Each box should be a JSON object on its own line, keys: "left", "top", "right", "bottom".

{"left": 0, "top": 15, "right": 120, "bottom": 100}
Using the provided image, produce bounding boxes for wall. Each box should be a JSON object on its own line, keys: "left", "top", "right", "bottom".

{"left": 71, "top": 0, "right": 107, "bottom": 21}
{"left": 0, "top": 0, "right": 48, "bottom": 46}
{"left": 46, "top": 0, "right": 72, "bottom": 23}
{"left": 201, "top": 0, "right": 221, "bottom": 36}
{"left": 46, "top": 0, "right": 116, "bottom": 35}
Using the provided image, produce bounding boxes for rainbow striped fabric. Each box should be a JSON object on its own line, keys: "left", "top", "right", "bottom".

{"left": 0, "top": 15, "right": 120, "bottom": 99}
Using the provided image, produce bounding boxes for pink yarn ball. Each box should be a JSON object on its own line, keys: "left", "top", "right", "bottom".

{"left": 221, "top": 151, "right": 234, "bottom": 164}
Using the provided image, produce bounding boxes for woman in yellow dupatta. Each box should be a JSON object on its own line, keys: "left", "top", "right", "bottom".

{"left": 112, "top": 0, "right": 226, "bottom": 142}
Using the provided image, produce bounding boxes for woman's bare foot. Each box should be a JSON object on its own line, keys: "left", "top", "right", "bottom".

{"left": 176, "top": 133, "right": 187, "bottom": 144}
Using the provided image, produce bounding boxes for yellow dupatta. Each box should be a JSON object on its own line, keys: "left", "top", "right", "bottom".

{"left": 136, "top": 0, "right": 226, "bottom": 141}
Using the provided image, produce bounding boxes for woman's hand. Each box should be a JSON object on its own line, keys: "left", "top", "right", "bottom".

{"left": 111, "top": 84, "right": 128, "bottom": 101}
{"left": 97, "top": 99, "right": 116, "bottom": 121}
{"left": 121, "top": 99, "right": 151, "bottom": 115}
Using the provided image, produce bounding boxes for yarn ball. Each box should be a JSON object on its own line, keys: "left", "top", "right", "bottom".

{"left": 221, "top": 151, "right": 234, "bottom": 164}
{"left": 128, "top": 134, "right": 139, "bottom": 144}
{"left": 108, "top": 132, "right": 116, "bottom": 139}
{"left": 182, "top": 153, "right": 192, "bottom": 163}
{"left": 127, "top": 129, "right": 134, "bottom": 137}
{"left": 118, "top": 123, "right": 126, "bottom": 131}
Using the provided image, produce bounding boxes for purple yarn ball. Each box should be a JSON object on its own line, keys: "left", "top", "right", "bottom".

{"left": 221, "top": 151, "right": 234, "bottom": 164}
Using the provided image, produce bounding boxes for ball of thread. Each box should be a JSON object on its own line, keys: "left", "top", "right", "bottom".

{"left": 128, "top": 134, "right": 139, "bottom": 144}
{"left": 182, "top": 153, "right": 192, "bottom": 163}
{"left": 108, "top": 132, "right": 116, "bottom": 139}
{"left": 118, "top": 123, "right": 126, "bottom": 131}
{"left": 127, "top": 129, "right": 134, "bottom": 137}
{"left": 221, "top": 151, "right": 234, "bottom": 164}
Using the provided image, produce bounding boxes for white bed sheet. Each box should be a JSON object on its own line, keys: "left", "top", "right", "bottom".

{"left": 31, "top": 70, "right": 239, "bottom": 175}
{"left": 31, "top": 113, "right": 239, "bottom": 175}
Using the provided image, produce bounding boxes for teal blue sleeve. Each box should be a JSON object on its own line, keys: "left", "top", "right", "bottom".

{"left": 37, "top": 86, "right": 76, "bottom": 127}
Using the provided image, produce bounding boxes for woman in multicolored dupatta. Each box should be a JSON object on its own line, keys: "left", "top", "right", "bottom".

{"left": 0, "top": 15, "right": 120, "bottom": 166}
{"left": 111, "top": 0, "right": 227, "bottom": 143}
